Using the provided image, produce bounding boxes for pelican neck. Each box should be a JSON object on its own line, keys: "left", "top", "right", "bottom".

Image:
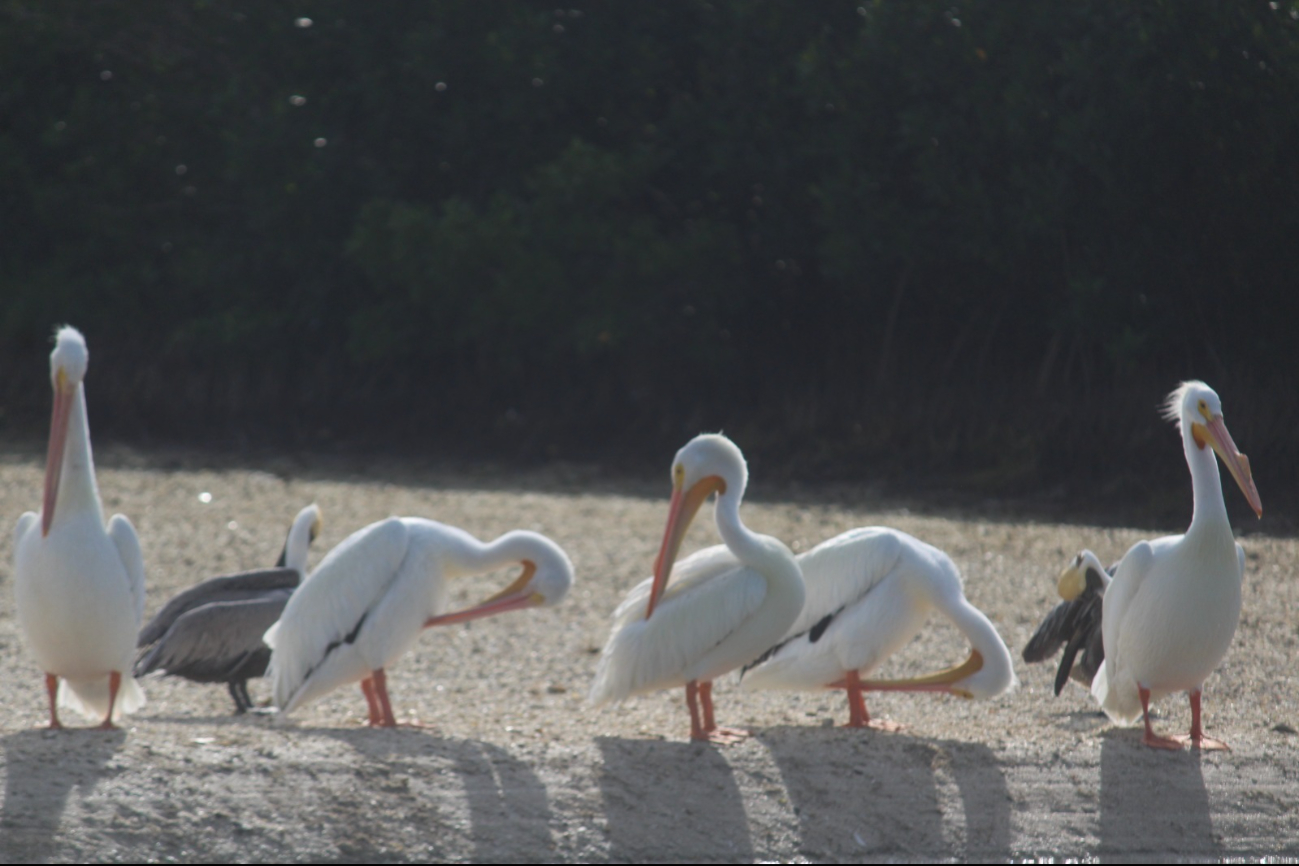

{"left": 280, "top": 512, "right": 316, "bottom": 573}
{"left": 1184, "top": 424, "right": 1230, "bottom": 537}
{"left": 448, "top": 529, "right": 531, "bottom": 577}
{"left": 56, "top": 384, "right": 104, "bottom": 525}
{"left": 711, "top": 486, "right": 756, "bottom": 562}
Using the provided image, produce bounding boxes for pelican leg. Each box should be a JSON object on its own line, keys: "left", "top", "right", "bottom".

{"left": 697, "top": 681, "right": 748, "bottom": 744}
{"left": 97, "top": 671, "right": 121, "bottom": 730}
{"left": 685, "top": 680, "right": 708, "bottom": 740}
{"left": 44, "top": 673, "right": 62, "bottom": 730}
{"left": 236, "top": 680, "right": 260, "bottom": 714}
{"left": 1139, "top": 685, "right": 1182, "bottom": 750}
{"left": 364, "top": 670, "right": 425, "bottom": 729}
{"left": 228, "top": 681, "right": 250, "bottom": 715}
{"left": 700, "top": 680, "right": 717, "bottom": 731}
{"left": 360, "top": 676, "right": 383, "bottom": 726}
{"left": 840, "top": 671, "right": 904, "bottom": 733}
{"left": 1175, "top": 688, "right": 1230, "bottom": 751}
{"left": 372, "top": 669, "right": 399, "bottom": 727}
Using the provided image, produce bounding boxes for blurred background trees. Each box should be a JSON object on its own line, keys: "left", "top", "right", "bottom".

{"left": 2, "top": 1, "right": 1296, "bottom": 512}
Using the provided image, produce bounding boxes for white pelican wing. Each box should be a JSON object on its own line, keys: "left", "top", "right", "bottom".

{"left": 107, "top": 514, "right": 146, "bottom": 624}
{"left": 607, "top": 544, "right": 740, "bottom": 623}
{"left": 1093, "top": 539, "right": 1156, "bottom": 722}
{"left": 784, "top": 527, "right": 905, "bottom": 639}
{"left": 14, "top": 511, "right": 37, "bottom": 552}
{"left": 266, "top": 517, "right": 411, "bottom": 710}
{"left": 590, "top": 546, "right": 767, "bottom": 704}
{"left": 1098, "top": 540, "right": 1156, "bottom": 660}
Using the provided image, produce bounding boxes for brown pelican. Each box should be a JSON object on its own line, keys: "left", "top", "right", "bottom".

{"left": 1022, "top": 550, "right": 1111, "bottom": 696}
{"left": 134, "top": 504, "right": 321, "bottom": 713}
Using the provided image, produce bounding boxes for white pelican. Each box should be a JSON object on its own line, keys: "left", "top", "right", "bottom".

{"left": 265, "top": 518, "right": 573, "bottom": 726}
{"left": 1022, "top": 550, "right": 1111, "bottom": 696}
{"left": 1092, "top": 380, "right": 1261, "bottom": 750}
{"left": 13, "top": 326, "right": 146, "bottom": 729}
{"left": 134, "top": 503, "right": 322, "bottom": 713}
{"left": 588, "top": 433, "right": 806, "bottom": 743}
{"left": 738, "top": 527, "right": 1015, "bottom": 730}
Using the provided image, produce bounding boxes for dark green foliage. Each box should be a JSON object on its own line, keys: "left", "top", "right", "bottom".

{"left": 2, "top": 1, "right": 1297, "bottom": 507}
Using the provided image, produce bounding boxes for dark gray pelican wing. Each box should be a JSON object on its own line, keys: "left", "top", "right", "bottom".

{"left": 137, "top": 568, "right": 300, "bottom": 649}
{"left": 135, "top": 592, "right": 292, "bottom": 713}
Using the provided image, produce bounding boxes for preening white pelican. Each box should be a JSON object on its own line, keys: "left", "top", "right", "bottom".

{"left": 265, "top": 518, "right": 573, "bottom": 726}
{"left": 1092, "top": 380, "right": 1262, "bottom": 750}
{"left": 589, "top": 434, "right": 805, "bottom": 743}
{"left": 135, "top": 503, "right": 322, "bottom": 713}
{"left": 739, "top": 527, "right": 1015, "bottom": 729}
{"left": 13, "top": 326, "right": 146, "bottom": 728}
{"left": 1022, "top": 550, "right": 1111, "bottom": 696}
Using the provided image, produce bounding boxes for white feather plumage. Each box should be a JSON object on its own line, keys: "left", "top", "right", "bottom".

{"left": 741, "top": 527, "right": 1015, "bottom": 701}
{"left": 1089, "top": 381, "right": 1259, "bottom": 747}
{"left": 266, "top": 517, "right": 573, "bottom": 720}
{"left": 587, "top": 433, "right": 805, "bottom": 740}
{"left": 13, "top": 326, "right": 146, "bottom": 724}
{"left": 589, "top": 546, "right": 767, "bottom": 703}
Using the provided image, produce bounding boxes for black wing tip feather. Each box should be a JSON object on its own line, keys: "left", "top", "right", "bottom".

{"left": 1052, "top": 640, "right": 1082, "bottom": 696}
{"left": 1021, "top": 601, "right": 1070, "bottom": 663}
{"left": 741, "top": 610, "right": 839, "bottom": 679}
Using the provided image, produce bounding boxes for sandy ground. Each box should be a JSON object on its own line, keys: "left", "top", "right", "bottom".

{"left": 0, "top": 444, "right": 1295, "bottom": 863}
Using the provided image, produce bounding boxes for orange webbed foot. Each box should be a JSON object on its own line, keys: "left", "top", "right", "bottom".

{"left": 1175, "top": 733, "right": 1230, "bottom": 752}
{"left": 694, "top": 725, "right": 749, "bottom": 745}
{"left": 845, "top": 717, "right": 905, "bottom": 733}
{"left": 1142, "top": 730, "right": 1185, "bottom": 751}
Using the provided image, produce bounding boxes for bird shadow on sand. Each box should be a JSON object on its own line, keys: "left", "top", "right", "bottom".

{"left": 596, "top": 736, "right": 755, "bottom": 862}
{"left": 1098, "top": 728, "right": 1220, "bottom": 859}
{"left": 757, "top": 725, "right": 1012, "bottom": 862}
{"left": 304, "top": 726, "right": 557, "bottom": 863}
{"left": 136, "top": 710, "right": 274, "bottom": 726}
{"left": 0, "top": 727, "right": 126, "bottom": 863}
{"left": 1045, "top": 707, "right": 1110, "bottom": 734}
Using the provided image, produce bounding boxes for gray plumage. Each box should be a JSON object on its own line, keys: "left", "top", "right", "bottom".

{"left": 1022, "top": 552, "right": 1113, "bottom": 696}
{"left": 134, "top": 572, "right": 297, "bottom": 711}
{"left": 134, "top": 504, "right": 320, "bottom": 713}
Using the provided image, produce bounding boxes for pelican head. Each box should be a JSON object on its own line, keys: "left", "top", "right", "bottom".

{"left": 1163, "top": 381, "right": 1262, "bottom": 518}
{"left": 50, "top": 326, "right": 89, "bottom": 387}
{"left": 1057, "top": 549, "right": 1109, "bottom": 601}
{"left": 277, "top": 503, "right": 324, "bottom": 573}
{"left": 647, "top": 433, "right": 748, "bottom": 618}
{"left": 424, "top": 531, "right": 574, "bottom": 627}
{"left": 41, "top": 326, "right": 90, "bottom": 536}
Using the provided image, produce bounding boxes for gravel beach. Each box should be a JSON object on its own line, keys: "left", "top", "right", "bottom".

{"left": 0, "top": 445, "right": 1295, "bottom": 862}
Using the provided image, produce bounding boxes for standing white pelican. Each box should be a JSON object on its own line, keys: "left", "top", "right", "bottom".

{"left": 13, "top": 326, "right": 146, "bottom": 729}
{"left": 1022, "top": 550, "right": 1112, "bottom": 696}
{"left": 738, "top": 527, "right": 1015, "bottom": 729}
{"left": 134, "top": 503, "right": 322, "bottom": 713}
{"left": 1092, "top": 381, "right": 1261, "bottom": 750}
{"left": 265, "top": 518, "right": 573, "bottom": 726}
{"left": 589, "top": 434, "right": 805, "bottom": 743}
